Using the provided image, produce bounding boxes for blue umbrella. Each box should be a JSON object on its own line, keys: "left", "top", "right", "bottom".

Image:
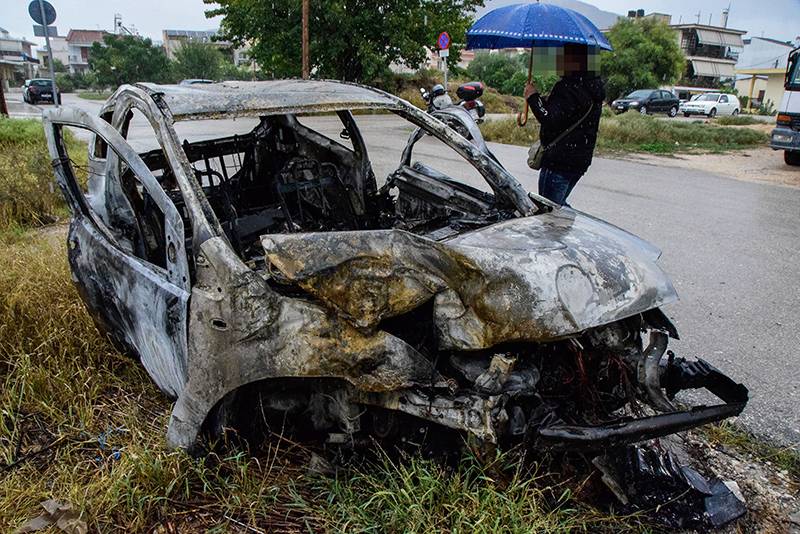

{"left": 467, "top": 2, "right": 612, "bottom": 125}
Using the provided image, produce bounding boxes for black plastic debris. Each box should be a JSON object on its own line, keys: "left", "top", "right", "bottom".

{"left": 595, "top": 444, "right": 746, "bottom": 529}
{"left": 705, "top": 479, "right": 747, "bottom": 528}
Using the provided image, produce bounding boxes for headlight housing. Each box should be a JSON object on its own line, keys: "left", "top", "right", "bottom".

{"left": 630, "top": 101, "right": 639, "bottom": 107}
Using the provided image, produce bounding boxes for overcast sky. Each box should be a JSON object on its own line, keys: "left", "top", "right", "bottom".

{"left": 3, "top": 0, "right": 798, "bottom": 52}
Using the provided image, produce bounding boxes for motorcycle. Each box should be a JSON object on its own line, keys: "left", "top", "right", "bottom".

{"left": 419, "top": 81, "right": 487, "bottom": 124}
{"left": 417, "top": 82, "right": 497, "bottom": 162}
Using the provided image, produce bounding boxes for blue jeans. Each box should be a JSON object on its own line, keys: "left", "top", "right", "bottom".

{"left": 538, "top": 167, "right": 585, "bottom": 206}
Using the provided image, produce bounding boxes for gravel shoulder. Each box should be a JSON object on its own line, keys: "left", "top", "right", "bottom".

{"left": 617, "top": 146, "right": 800, "bottom": 188}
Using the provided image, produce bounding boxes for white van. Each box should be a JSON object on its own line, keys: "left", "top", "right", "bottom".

{"left": 679, "top": 93, "right": 741, "bottom": 118}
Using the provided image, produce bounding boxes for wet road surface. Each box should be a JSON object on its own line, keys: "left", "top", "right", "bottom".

{"left": 11, "top": 93, "right": 800, "bottom": 447}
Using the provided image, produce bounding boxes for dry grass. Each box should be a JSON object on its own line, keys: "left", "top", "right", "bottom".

{"left": 0, "top": 118, "right": 86, "bottom": 234}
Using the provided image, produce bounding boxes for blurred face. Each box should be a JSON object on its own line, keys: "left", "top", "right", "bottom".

{"left": 535, "top": 45, "right": 599, "bottom": 77}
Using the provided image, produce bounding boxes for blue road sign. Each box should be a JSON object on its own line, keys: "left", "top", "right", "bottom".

{"left": 28, "top": 1, "right": 57, "bottom": 26}
{"left": 437, "top": 31, "right": 451, "bottom": 50}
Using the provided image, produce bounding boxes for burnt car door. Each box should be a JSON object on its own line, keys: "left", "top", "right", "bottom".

{"left": 43, "top": 107, "right": 190, "bottom": 398}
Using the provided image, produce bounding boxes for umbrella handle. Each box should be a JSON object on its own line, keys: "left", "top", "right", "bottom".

{"left": 518, "top": 46, "right": 535, "bottom": 128}
{"left": 517, "top": 103, "right": 529, "bottom": 127}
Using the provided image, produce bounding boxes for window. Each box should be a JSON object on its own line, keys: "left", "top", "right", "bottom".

{"left": 720, "top": 95, "right": 729, "bottom": 103}
{"left": 405, "top": 126, "right": 493, "bottom": 194}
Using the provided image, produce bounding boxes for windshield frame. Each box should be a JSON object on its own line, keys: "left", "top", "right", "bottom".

{"left": 625, "top": 90, "right": 653, "bottom": 100}
{"left": 787, "top": 49, "right": 800, "bottom": 90}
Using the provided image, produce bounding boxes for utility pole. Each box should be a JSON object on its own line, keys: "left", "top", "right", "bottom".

{"left": 301, "top": 0, "right": 310, "bottom": 79}
{"left": 0, "top": 79, "right": 8, "bottom": 117}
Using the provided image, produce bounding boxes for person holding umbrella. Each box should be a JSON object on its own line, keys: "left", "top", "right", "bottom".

{"left": 466, "top": 3, "right": 612, "bottom": 206}
{"left": 523, "top": 43, "right": 605, "bottom": 206}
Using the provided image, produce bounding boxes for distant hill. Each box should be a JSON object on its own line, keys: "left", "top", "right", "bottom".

{"left": 476, "top": 0, "right": 622, "bottom": 30}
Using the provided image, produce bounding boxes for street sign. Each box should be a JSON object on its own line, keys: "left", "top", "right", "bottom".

{"left": 28, "top": 0, "right": 56, "bottom": 26}
{"left": 438, "top": 49, "right": 450, "bottom": 58}
{"left": 28, "top": 0, "right": 59, "bottom": 107}
{"left": 33, "top": 25, "right": 58, "bottom": 37}
{"left": 437, "top": 31, "right": 451, "bottom": 50}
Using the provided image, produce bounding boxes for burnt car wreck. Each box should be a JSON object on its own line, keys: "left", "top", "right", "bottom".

{"left": 42, "top": 80, "right": 748, "bottom": 456}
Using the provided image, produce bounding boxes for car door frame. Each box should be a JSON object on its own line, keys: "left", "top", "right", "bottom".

{"left": 718, "top": 94, "right": 732, "bottom": 115}
{"left": 43, "top": 106, "right": 191, "bottom": 398}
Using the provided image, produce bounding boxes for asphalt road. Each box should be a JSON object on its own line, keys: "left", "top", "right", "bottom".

{"left": 10, "top": 93, "right": 800, "bottom": 446}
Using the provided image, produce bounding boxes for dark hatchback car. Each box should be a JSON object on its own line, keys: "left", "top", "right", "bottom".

{"left": 612, "top": 89, "right": 680, "bottom": 117}
{"left": 23, "top": 78, "right": 60, "bottom": 105}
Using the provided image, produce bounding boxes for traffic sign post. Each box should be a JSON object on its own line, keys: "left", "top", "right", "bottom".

{"left": 29, "top": 0, "right": 58, "bottom": 107}
{"left": 437, "top": 32, "right": 451, "bottom": 90}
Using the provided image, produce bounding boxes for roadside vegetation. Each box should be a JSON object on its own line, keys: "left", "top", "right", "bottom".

{"left": 704, "top": 422, "right": 800, "bottom": 483}
{"left": 714, "top": 115, "right": 764, "bottom": 126}
{"left": 77, "top": 91, "right": 113, "bottom": 101}
{"left": 0, "top": 118, "right": 86, "bottom": 236}
{"left": 480, "top": 112, "right": 769, "bottom": 155}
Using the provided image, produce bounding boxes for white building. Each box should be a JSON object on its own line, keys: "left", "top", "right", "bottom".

{"left": 37, "top": 35, "right": 70, "bottom": 73}
{"left": 735, "top": 36, "right": 796, "bottom": 110}
{"left": 66, "top": 29, "right": 108, "bottom": 74}
{"left": 0, "top": 27, "right": 39, "bottom": 86}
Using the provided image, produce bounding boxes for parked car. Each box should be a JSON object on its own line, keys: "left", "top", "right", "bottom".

{"left": 611, "top": 89, "right": 680, "bottom": 117}
{"left": 179, "top": 79, "right": 216, "bottom": 86}
{"left": 680, "top": 93, "right": 741, "bottom": 118}
{"left": 22, "top": 78, "right": 60, "bottom": 105}
{"left": 41, "top": 80, "right": 747, "bottom": 452}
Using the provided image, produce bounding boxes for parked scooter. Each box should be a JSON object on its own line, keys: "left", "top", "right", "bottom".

{"left": 419, "top": 81, "right": 487, "bottom": 124}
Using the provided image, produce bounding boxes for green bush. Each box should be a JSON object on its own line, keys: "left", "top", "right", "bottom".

{"left": 0, "top": 118, "right": 86, "bottom": 232}
{"left": 715, "top": 115, "right": 761, "bottom": 126}
{"left": 55, "top": 73, "right": 74, "bottom": 93}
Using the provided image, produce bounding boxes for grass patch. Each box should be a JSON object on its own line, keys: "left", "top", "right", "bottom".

{"left": 714, "top": 115, "right": 763, "bottom": 126}
{"left": 77, "top": 91, "right": 112, "bottom": 101}
{"left": 0, "top": 118, "right": 86, "bottom": 234}
{"left": 480, "top": 112, "right": 769, "bottom": 155}
{"left": 703, "top": 422, "right": 800, "bottom": 483}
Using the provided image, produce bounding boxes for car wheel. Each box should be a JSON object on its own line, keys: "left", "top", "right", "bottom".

{"left": 668, "top": 106, "right": 678, "bottom": 117}
{"left": 708, "top": 108, "right": 717, "bottom": 118}
{"left": 785, "top": 151, "right": 800, "bottom": 166}
{"left": 732, "top": 109, "right": 739, "bottom": 116}
{"left": 639, "top": 106, "right": 647, "bottom": 115}
{"left": 683, "top": 112, "right": 691, "bottom": 118}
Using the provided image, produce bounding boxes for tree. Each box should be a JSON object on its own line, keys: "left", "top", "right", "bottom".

{"left": 601, "top": 18, "right": 684, "bottom": 101}
{"left": 466, "top": 52, "right": 559, "bottom": 97}
{"left": 89, "top": 35, "right": 173, "bottom": 87}
{"left": 174, "top": 41, "right": 225, "bottom": 81}
{"left": 204, "top": 0, "right": 484, "bottom": 83}
{"left": 52, "top": 58, "right": 68, "bottom": 73}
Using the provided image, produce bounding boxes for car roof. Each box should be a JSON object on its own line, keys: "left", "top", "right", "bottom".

{"left": 134, "top": 79, "right": 403, "bottom": 121}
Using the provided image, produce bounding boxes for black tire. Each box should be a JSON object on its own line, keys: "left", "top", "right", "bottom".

{"left": 785, "top": 151, "right": 800, "bottom": 166}
{"left": 639, "top": 106, "right": 647, "bottom": 115}
{"left": 683, "top": 112, "right": 691, "bottom": 117}
{"left": 732, "top": 109, "right": 739, "bottom": 116}
{"left": 668, "top": 106, "right": 678, "bottom": 117}
{"left": 708, "top": 108, "right": 717, "bottom": 118}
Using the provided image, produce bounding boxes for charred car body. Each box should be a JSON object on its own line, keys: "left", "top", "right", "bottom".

{"left": 42, "top": 80, "right": 748, "bottom": 452}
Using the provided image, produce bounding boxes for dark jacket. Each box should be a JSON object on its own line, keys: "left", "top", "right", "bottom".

{"left": 526, "top": 74, "right": 606, "bottom": 174}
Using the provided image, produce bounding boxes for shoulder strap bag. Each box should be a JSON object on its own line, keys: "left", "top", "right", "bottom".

{"left": 527, "top": 103, "right": 594, "bottom": 170}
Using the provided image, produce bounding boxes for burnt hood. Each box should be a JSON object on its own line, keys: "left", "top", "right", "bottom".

{"left": 261, "top": 209, "right": 678, "bottom": 350}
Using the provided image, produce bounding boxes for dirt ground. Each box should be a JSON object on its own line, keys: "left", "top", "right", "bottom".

{"left": 620, "top": 122, "right": 800, "bottom": 189}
